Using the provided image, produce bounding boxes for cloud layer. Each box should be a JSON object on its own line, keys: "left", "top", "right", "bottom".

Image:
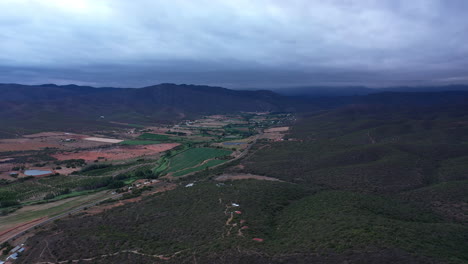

{"left": 1, "top": 0, "right": 468, "bottom": 87}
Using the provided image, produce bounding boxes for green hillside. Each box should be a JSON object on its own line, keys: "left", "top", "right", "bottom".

{"left": 15, "top": 104, "right": 468, "bottom": 264}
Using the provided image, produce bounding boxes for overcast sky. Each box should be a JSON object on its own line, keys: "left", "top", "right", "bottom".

{"left": 1, "top": 0, "right": 468, "bottom": 88}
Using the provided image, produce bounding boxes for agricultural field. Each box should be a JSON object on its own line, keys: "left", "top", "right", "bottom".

{"left": 52, "top": 144, "right": 179, "bottom": 162}
{"left": 0, "top": 111, "right": 293, "bottom": 260}
{"left": 0, "top": 175, "right": 114, "bottom": 203}
{"left": 0, "top": 190, "right": 110, "bottom": 234}
{"left": 157, "top": 147, "right": 232, "bottom": 177}
{"left": 137, "top": 133, "right": 173, "bottom": 141}
{"left": 0, "top": 112, "right": 287, "bottom": 206}
{"left": 6, "top": 103, "right": 468, "bottom": 264}
{"left": 172, "top": 159, "right": 226, "bottom": 177}
{"left": 0, "top": 132, "right": 120, "bottom": 152}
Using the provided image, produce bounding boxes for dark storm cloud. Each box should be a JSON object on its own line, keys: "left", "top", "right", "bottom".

{"left": 1, "top": 0, "right": 468, "bottom": 88}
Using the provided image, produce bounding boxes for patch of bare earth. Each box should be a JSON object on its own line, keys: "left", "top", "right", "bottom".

{"left": 0, "top": 132, "right": 117, "bottom": 152}
{"left": 83, "top": 137, "right": 123, "bottom": 143}
{"left": 264, "top": 126, "right": 289, "bottom": 133}
{"left": 260, "top": 126, "right": 290, "bottom": 141}
{"left": 52, "top": 143, "right": 179, "bottom": 162}
{"left": 214, "top": 173, "right": 282, "bottom": 182}
{"left": 0, "top": 173, "right": 15, "bottom": 180}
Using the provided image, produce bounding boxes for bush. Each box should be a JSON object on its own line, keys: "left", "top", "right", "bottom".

{"left": 44, "top": 193, "right": 55, "bottom": 200}
{"left": 81, "top": 164, "right": 112, "bottom": 172}
{"left": 107, "top": 181, "right": 125, "bottom": 189}
{"left": 0, "top": 200, "right": 20, "bottom": 208}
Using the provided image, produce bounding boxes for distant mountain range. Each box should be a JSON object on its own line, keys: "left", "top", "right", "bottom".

{"left": 1, "top": 83, "right": 468, "bottom": 137}
{"left": 0, "top": 83, "right": 296, "bottom": 137}
{"left": 270, "top": 84, "right": 468, "bottom": 97}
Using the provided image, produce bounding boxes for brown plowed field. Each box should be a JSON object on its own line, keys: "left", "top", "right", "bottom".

{"left": 52, "top": 143, "right": 179, "bottom": 161}
{"left": 0, "top": 132, "right": 116, "bottom": 152}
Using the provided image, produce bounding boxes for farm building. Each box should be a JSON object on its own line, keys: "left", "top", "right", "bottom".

{"left": 7, "top": 253, "right": 18, "bottom": 260}
{"left": 9, "top": 245, "right": 21, "bottom": 253}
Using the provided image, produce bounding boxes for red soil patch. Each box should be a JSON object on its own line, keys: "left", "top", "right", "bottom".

{"left": 52, "top": 143, "right": 179, "bottom": 162}
{"left": 252, "top": 238, "right": 264, "bottom": 242}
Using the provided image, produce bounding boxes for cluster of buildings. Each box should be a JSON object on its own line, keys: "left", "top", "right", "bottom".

{"left": 1, "top": 244, "right": 26, "bottom": 263}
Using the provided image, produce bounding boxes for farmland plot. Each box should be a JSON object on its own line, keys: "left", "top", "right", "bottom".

{"left": 172, "top": 159, "right": 227, "bottom": 177}
{"left": 166, "top": 147, "right": 232, "bottom": 174}
{"left": 0, "top": 176, "right": 113, "bottom": 202}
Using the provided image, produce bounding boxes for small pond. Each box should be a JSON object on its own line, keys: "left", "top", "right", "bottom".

{"left": 24, "top": 170, "right": 52, "bottom": 176}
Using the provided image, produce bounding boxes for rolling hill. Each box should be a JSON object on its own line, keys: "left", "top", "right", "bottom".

{"left": 2, "top": 83, "right": 468, "bottom": 138}
{"left": 0, "top": 83, "right": 294, "bottom": 137}
{"left": 13, "top": 95, "right": 468, "bottom": 264}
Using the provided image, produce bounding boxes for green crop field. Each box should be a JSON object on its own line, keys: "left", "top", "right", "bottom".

{"left": 166, "top": 147, "right": 232, "bottom": 174}
{"left": 137, "top": 133, "right": 173, "bottom": 141}
{"left": 172, "top": 159, "right": 226, "bottom": 177}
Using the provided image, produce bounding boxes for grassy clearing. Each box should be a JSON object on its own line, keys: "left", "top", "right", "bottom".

{"left": 123, "top": 177, "right": 138, "bottom": 185}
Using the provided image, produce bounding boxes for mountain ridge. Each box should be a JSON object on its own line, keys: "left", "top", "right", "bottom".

{"left": 1, "top": 83, "right": 468, "bottom": 137}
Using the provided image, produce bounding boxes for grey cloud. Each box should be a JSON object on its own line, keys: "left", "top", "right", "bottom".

{"left": 0, "top": 0, "right": 467, "bottom": 87}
